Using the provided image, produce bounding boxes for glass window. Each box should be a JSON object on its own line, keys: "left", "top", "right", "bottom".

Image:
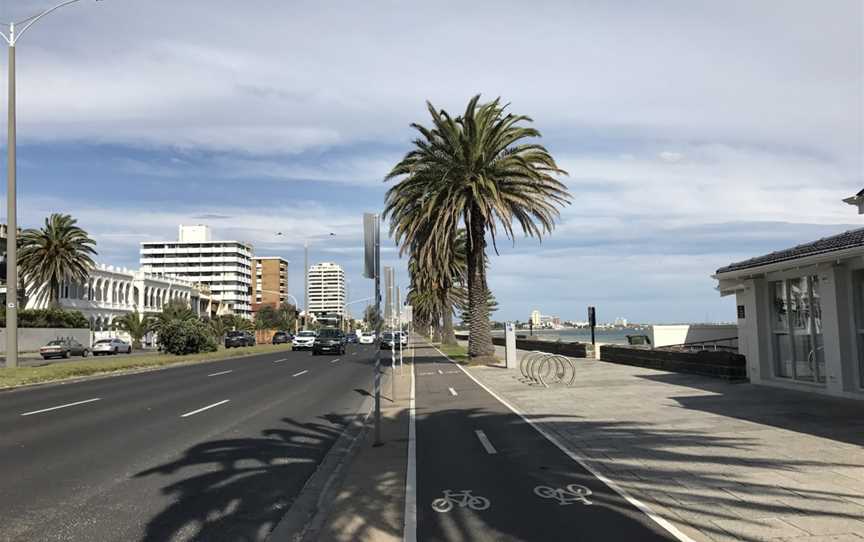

{"left": 770, "top": 275, "right": 824, "bottom": 384}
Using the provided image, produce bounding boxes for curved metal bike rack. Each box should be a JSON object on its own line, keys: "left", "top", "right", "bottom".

{"left": 518, "top": 351, "right": 579, "bottom": 388}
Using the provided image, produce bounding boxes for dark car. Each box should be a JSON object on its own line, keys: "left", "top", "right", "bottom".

{"left": 379, "top": 332, "right": 395, "bottom": 350}
{"left": 225, "top": 330, "right": 255, "bottom": 348}
{"left": 313, "top": 328, "right": 345, "bottom": 355}
{"left": 40, "top": 339, "right": 90, "bottom": 360}
{"left": 345, "top": 333, "right": 358, "bottom": 344}
{"left": 271, "top": 331, "right": 292, "bottom": 345}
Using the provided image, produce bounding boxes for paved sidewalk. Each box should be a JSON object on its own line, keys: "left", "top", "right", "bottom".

{"left": 309, "top": 363, "right": 411, "bottom": 542}
{"left": 464, "top": 345, "right": 864, "bottom": 542}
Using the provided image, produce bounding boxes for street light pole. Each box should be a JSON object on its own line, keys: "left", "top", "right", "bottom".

{"left": 1, "top": 0, "right": 98, "bottom": 369}
{"left": 303, "top": 241, "right": 308, "bottom": 330}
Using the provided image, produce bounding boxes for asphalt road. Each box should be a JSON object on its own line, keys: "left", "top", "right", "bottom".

{"left": 0, "top": 344, "right": 378, "bottom": 542}
{"left": 413, "top": 344, "right": 679, "bottom": 542}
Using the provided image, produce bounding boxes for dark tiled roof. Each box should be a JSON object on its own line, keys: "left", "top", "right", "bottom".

{"left": 716, "top": 227, "right": 864, "bottom": 274}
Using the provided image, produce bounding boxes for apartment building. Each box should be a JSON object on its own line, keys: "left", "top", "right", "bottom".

{"left": 252, "top": 257, "right": 289, "bottom": 310}
{"left": 140, "top": 225, "right": 253, "bottom": 318}
{"left": 307, "top": 262, "right": 345, "bottom": 318}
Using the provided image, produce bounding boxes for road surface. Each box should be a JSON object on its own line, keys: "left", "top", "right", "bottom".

{"left": 0, "top": 344, "right": 376, "bottom": 541}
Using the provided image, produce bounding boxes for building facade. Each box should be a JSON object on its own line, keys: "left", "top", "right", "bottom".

{"left": 140, "top": 225, "right": 253, "bottom": 318}
{"left": 26, "top": 263, "right": 219, "bottom": 331}
{"left": 252, "top": 257, "right": 289, "bottom": 311}
{"left": 530, "top": 310, "right": 541, "bottom": 326}
{"left": 307, "top": 262, "right": 345, "bottom": 318}
{"left": 714, "top": 227, "right": 864, "bottom": 400}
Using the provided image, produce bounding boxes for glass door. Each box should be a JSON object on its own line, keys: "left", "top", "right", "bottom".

{"left": 771, "top": 276, "right": 824, "bottom": 384}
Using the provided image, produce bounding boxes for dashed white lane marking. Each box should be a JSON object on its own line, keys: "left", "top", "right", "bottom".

{"left": 448, "top": 387, "right": 458, "bottom": 396}
{"left": 208, "top": 370, "right": 233, "bottom": 377}
{"left": 475, "top": 430, "right": 498, "bottom": 454}
{"left": 437, "top": 369, "right": 444, "bottom": 375}
{"left": 330, "top": 358, "right": 340, "bottom": 364}
{"left": 180, "top": 399, "right": 230, "bottom": 418}
{"left": 21, "top": 398, "right": 101, "bottom": 417}
{"left": 273, "top": 358, "right": 287, "bottom": 363}
{"left": 293, "top": 370, "right": 309, "bottom": 377}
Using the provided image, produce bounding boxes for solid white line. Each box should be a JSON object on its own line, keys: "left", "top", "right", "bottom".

{"left": 273, "top": 358, "right": 287, "bottom": 363}
{"left": 21, "top": 398, "right": 101, "bottom": 417}
{"left": 448, "top": 387, "right": 458, "bottom": 396}
{"left": 430, "top": 345, "right": 696, "bottom": 542}
{"left": 293, "top": 370, "right": 308, "bottom": 377}
{"left": 475, "top": 429, "right": 498, "bottom": 454}
{"left": 403, "top": 349, "right": 417, "bottom": 542}
{"left": 207, "top": 370, "right": 233, "bottom": 377}
{"left": 180, "top": 399, "right": 230, "bottom": 418}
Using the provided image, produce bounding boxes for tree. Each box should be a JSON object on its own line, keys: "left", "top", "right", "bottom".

{"left": 220, "top": 313, "right": 253, "bottom": 332}
{"left": 255, "top": 305, "right": 280, "bottom": 330}
{"left": 158, "top": 319, "right": 218, "bottom": 355}
{"left": 206, "top": 316, "right": 226, "bottom": 341}
{"left": 151, "top": 299, "right": 197, "bottom": 336}
{"left": 276, "top": 301, "right": 298, "bottom": 331}
{"left": 114, "top": 310, "right": 154, "bottom": 349}
{"left": 362, "top": 305, "right": 382, "bottom": 331}
{"left": 459, "top": 287, "right": 498, "bottom": 326}
{"left": 18, "top": 213, "right": 97, "bottom": 307}
{"left": 385, "top": 96, "right": 569, "bottom": 361}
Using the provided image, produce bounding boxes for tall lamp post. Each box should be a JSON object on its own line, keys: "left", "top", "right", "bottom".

{"left": 1, "top": 0, "right": 101, "bottom": 369}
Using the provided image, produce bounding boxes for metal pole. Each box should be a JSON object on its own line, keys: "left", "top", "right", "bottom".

{"left": 373, "top": 214, "right": 382, "bottom": 446}
{"left": 303, "top": 241, "right": 308, "bottom": 330}
{"left": 5, "top": 31, "right": 17, "bottom": 368}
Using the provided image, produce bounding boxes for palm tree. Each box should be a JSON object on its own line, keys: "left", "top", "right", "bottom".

{"left": 386, "top": 96, "right": 569, "bottom": 360}
{"left": 151, "top": 299, "right": 198, "bottom": 335}
{"left": 18, "top": 213, "right": 97, "bottom": 307}
{"left": 114, "top": 310, "right": 154, "bottom": 350}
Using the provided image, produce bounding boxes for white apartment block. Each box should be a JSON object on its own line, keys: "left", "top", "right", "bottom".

{"left": 140, "top": 225, "right": 253, "bottom": 318}
{"left": 307, "top": 262, "right": 345, "bottom": 317}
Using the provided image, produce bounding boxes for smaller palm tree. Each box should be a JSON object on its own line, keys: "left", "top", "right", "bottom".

{"left": 151, "top": 299, "right": 198, "bottom": 336}
{"left": 18, "top": 213, "right": 97, "bottom": 307}
{"left": 114, "top": 311, "right": 154, "bottom": 350}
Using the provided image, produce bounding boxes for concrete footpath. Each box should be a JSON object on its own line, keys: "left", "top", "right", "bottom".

{"left": 297, "top": 360, "right": 412, "bottom": 542}
{"left": 466, "top": 343, "right": 864, "bottom": 541}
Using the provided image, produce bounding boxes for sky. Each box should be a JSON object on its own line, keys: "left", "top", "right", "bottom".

{"left": 0, "top": 0, "right": 861, "bottom": 323}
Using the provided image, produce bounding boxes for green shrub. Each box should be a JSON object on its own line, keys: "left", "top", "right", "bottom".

{"left": 157, "top": 319, "right": 218, "bottom": 355}
{"left": 0, "top": 308, "right": 89, "bottom": 328}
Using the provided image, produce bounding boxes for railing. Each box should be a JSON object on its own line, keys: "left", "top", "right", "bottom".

{"left": 657, "top": 336, "right": 739, "bottom": 353}
{"left": 518, "top": 351, "right": 580, "bottom": 388}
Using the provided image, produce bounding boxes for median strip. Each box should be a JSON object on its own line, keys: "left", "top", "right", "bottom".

{"left": 293, "top": 370, "right": 309, "bottom": 377}
{"left": 207, "top": 370, "right": 233, "bottom": 377}
{"left": 21, "top": 397, "right": 101, "bottom": 417}
{"left": 180, "top": 399, "right": 230, "bottom": 418}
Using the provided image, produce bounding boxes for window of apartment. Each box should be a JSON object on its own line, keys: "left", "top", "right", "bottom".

{"left": 854, "top": 271, "right": 864, "bottom": 389}
{"left": 771, "top": 276, "right": 824, "bottom": 383}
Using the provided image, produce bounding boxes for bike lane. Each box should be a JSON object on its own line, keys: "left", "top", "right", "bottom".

{"left": 414, "top": 345, "right": 685, "bottom": 542}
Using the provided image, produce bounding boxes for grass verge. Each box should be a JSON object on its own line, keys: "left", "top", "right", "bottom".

{"left": 437, "top": 343, "right": 470, "bottom": 364}
{"left": 0, "top": 344, "right": 294, "bottom": 390}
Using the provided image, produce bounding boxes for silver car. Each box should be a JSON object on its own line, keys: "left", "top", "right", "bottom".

{"left": 92, "top": 338, "right": 132, "bottom": 356}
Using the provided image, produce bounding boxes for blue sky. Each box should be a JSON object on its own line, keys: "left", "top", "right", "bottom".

{"left": 0, "top": 0, "right": 861, "bottom": 323}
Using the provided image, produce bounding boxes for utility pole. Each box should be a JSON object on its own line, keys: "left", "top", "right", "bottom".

{"left": 303, "top": 241, "right": 308, "bottom": 330}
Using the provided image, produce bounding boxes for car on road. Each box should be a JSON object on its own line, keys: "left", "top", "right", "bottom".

{"left": 271, "top": 331, "right": 293, "bottom": 345}
{"left": 292, "top": 330, "right": 317, "bottom": 350}
{"left": 313, "top": 328, "right": 345, "bottom": 355}
{"left": 379, "top": 332, "right": 396, "bottom": 350}
{"left": 225, "top": 330, "right": 255, "bottom": 348}
{"left": 92, "top": 338, "right": 132, "bottom": 356}
{"left": 345, "top": 333, "right": 358, "bottom": 344}
{"left": 39, "top": 339, "right": 90, "bottom": 360}
{"left": 358, "top": 331, "right": 375, "bottom": 345}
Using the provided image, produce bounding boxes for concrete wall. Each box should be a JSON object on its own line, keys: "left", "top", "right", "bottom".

{"left": 650, "top": 324, "right": 739, "bottom": 347}
{"left": 0, "top": 328, "right": 91, "bottom": 352}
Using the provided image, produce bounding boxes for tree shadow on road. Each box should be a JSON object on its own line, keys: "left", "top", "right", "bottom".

{"left": 133, "top": 415, "right": 346, "bottom": 542}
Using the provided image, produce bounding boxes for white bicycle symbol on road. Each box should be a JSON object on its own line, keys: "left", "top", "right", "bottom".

{"left": 431, "top": 490, "right": 491, "bottom": 513}
{"left": 534, "top": 484, "right": 593, "bottom": 505}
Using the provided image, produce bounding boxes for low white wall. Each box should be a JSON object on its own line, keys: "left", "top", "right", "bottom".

{"left": 650, "top": 324, "right": 738, "bottom": 348}
{"left": 0, "top": 328, "right": 92, "bottom": 353}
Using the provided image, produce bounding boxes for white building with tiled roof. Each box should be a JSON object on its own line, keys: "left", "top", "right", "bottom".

{"left": 714, "top": 226, "right": 864, "bottom": 399}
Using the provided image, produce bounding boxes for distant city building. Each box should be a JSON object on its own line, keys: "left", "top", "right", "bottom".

{"left": 714, "top": 222, "right": 864, "bottom": 400}
{"left": 614, "top": 317, "right": 629, "bottom": 327}
{"left": 530, "top": 310, "right": 541, "bottom": 326}
{"left": 251, "top": 257, "right": 289, "bottom": 311}
{"left": 307, "top": 262, "right": 345, "bottom": 318}
{"left": 140, "top": 225, "right": 253, "bottom": 318}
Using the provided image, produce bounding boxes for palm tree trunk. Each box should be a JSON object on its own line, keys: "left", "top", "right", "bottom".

{"left": 440, "top": 289, "right": 456, "bottom": 346}
{"left": 467, "top": 207, "right": 495, "bottom": 359}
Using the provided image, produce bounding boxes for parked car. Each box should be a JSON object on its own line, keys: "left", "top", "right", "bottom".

{"left": 292, "top": 330, "right": 317, "bottom": 350}
{"left": 225, "top": 330, "right": 255, "bottom": 348}
{"left": 40, "top": 339, "right": 90, "bottom": 360}
{"left": 313, "top": 328, "right": 345, "bottom": 355}
{"left": 92, "top": 338, "right": 132, "bottom": 356}
{"left": 271, "top": 331, "right": 293, "bottom": 345}
{"left": 359, "top": 332, "right": 375, "bottom": 345}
